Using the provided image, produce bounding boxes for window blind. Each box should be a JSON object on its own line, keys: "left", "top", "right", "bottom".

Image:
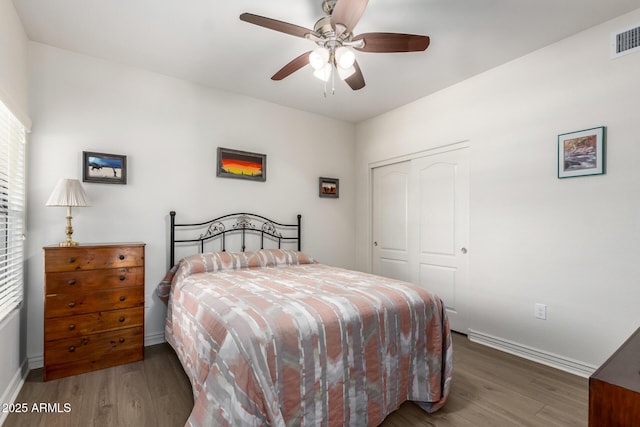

{"left": 0, "top": 99, "right": 26, "bottom": 322}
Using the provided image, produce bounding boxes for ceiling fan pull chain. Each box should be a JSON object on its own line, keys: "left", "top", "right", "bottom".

{"left": 331, "top": 65, "right": 336, "bottom": 95}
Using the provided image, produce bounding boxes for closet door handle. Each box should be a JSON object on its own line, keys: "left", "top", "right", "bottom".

{"left": 461, "top": 247, "right": 468, "bottom": 254}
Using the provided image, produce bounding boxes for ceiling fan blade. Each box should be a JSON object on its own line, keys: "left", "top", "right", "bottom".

{"left": 345, "top": 60, "right": 365, "bottom": 90}
{"left": 330, "top": 0, "right": 369, "bottom": 34}
{"left": 271, "top": 51, "right": 312, "bottom": 81}
{"left": 353, "top": 33, "right": 430, "bottom": 53}
{"left": 240, "top": 13, "right": 318, "bottom": 39}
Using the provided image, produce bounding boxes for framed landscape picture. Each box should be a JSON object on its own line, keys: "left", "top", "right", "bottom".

{"left": 557, "top": 126, "right": 605, "bottom": 178}
{"left": 82, "top": 151, "right": 127, "bottom": 184}
{"left": 217, "top": 147, "right": 266, "bottom": 182}
{"left": 319, "top": 177, "right": 339, "bottom": 198}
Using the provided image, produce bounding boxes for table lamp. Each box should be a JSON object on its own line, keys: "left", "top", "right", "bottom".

{"left": 45, "top": 178, "right": 90, "bottom": 246}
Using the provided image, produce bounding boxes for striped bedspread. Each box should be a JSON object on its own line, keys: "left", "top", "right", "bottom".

{"left": 160, "top": 249, "right": 452, "bottom": 427}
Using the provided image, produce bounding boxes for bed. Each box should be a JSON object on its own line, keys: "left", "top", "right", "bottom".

{"left": 157, "top": 211, "right": 452, "bottom": 427}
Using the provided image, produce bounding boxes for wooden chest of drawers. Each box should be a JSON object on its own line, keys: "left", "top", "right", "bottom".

{"left": 589, "top": 326, "right": 640, "bottom": 426}
{"left": 43, "top": 243, "right": 145, "bottom": 381}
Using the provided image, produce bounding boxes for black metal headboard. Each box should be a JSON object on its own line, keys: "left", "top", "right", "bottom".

{"left": 169, "top": 211, "right": 301, "bottom": 267}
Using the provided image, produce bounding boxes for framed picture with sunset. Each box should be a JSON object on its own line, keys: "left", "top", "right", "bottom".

{"left": 217, "top": 147, "right": 266, "bottom": 182}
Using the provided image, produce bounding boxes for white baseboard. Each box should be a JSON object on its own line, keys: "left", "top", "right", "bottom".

{"left": 27, "top": 354, "right": 43, "bottom": 370}
{"left": 0, "top": 359, "right": 27, "bottom": 427}
{"left": 144, "top": 331, "right": 166, "bottom": 346}
{"left": 467, "top": 329, "right": 597, "bottom": 378}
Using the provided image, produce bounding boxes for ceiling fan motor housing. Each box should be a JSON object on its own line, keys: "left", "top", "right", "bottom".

{"left": 313, "top": 16, "right": 354, "bottom": 48}
{"left": 314, "top": 16, "right": 334, "bottom": 38}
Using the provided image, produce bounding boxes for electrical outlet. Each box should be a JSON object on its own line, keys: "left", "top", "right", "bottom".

{"left": 535, "top": 303, "right": 547, "bottom": 320}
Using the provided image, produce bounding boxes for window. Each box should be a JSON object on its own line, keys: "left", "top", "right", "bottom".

{"left": 0, "top": 99, "right": 26, "bottom": 322}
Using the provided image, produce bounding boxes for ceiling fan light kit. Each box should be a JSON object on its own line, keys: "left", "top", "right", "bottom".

{"left": 309, "top": 47, "right": 330, "bottom": 70}
{"left": 240, "top": 0, "right": 430, "bottom": 93}
{"left": 335, "top": 47, "right": 355, "bottom": 69}
{"left": 313, "top": 63, "right": 333, "bottom": 82}
{"left": 309, "top": 46, "right": 356, "bottom": 83}
{"left": 337, "top": 65, "right": 356, "bottom": 80}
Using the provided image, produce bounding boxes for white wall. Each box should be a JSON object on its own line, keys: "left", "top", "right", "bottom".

{"left": 355, "top": 9, "right": 640, "bottom": 371}
{"left": 0, "top": 0, "right": 30, "bottom": 420}
{"left": 0, "top": 0, "right": 29, "bottom": 115}
{"left": 25, "top": 43, "right": 356, "bottom": 365}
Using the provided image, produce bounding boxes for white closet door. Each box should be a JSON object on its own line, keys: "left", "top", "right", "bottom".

{"left": 371, "top": 147, "right": 469, "bottom": 333}
{"left": 372, "top": 161, "right": 411, "bottom": 282}
{"left": 411, "top": 149, "right": 469, "bottom": 333}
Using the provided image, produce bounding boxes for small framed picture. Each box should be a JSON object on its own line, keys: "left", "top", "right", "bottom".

{"left": 217, "top": 147, "right": 266, "bottom": 182}
{"left": 557, "top": 126, "right": 605, "bottom": 178}
{"left": 319, "top": 177, "right": 339, "bottom": 198}
{"left": 83, "top": 151, "right": 127, "bottom": 184}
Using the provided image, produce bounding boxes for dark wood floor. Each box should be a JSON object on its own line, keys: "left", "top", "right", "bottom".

{"left": 4, "top": 333, "right": 588, "bottom": 426}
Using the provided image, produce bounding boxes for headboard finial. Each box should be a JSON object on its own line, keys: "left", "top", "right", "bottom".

{"left": 297, "top": 214, "right": 301, "bottom": 251}
{"left": 170, "top": 211, "right": 176, "bottom": 268}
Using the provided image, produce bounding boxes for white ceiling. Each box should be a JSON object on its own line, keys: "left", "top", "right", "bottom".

{"left": 12, "top": 0, "right": 640, "bottom": 122}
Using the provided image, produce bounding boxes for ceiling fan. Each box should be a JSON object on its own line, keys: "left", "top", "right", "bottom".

{"left": 240, "top": 0, "right": 430, "bottom": 92}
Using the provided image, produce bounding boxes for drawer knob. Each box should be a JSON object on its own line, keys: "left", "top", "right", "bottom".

{"left": 119, "top": 296, "right": 126, "bottom": 302}
{"left": 119, "top": 338, "right": 125, "bottom": 343}
{"left": 119, "top": 316, "right": 125, "bottom": 323}
{"left": 68, "top": 346, "right": 75, "bottom": 352}
{"left": 119, "top": 275, "right": 126, "bottom": 281}
{"left": 68, "top": 324, "right": 76, "bottom": 331}
{"left": 68, "top": 279, "right": 76, "bottom": 286}
{"left": 119, "top": 254, "right": 125, "bottom": 260}
{"left": 68, "top": 257, "right": 76, "bottom": 263}
{"left": 68, "top": 301, "right": 76, "bottom": 308}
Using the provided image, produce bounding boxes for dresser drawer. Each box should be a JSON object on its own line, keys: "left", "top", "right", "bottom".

{"left": 44, "top": 326, "right": 144, "bottom": 381}
{"left": 45, "top": 267, "right": 144, "bottom": 294}
{"left": 44, "top": 245, "right": 144, "bottom": 273}
{"left": 44, "top": 307, "right": 144, "bottom": 342}
{"left": 45, "top": 286, "right": 144, "bottom": 318}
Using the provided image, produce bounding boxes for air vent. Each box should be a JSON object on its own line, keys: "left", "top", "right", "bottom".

{"left": 612, "top": 25, "right": 640, "bottom": 58}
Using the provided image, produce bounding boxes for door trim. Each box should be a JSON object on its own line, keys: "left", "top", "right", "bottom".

{"left": 369, "top": 140, "right": 470, "bottom": 170}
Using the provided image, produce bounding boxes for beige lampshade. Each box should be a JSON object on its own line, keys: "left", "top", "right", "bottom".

{"left": 45, "top": 179, "right": 91, "bottom": 207}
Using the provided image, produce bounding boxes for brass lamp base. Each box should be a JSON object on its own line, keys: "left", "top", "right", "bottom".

{"left": 58, "top": 213, "right": 79, "bottom": 247}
